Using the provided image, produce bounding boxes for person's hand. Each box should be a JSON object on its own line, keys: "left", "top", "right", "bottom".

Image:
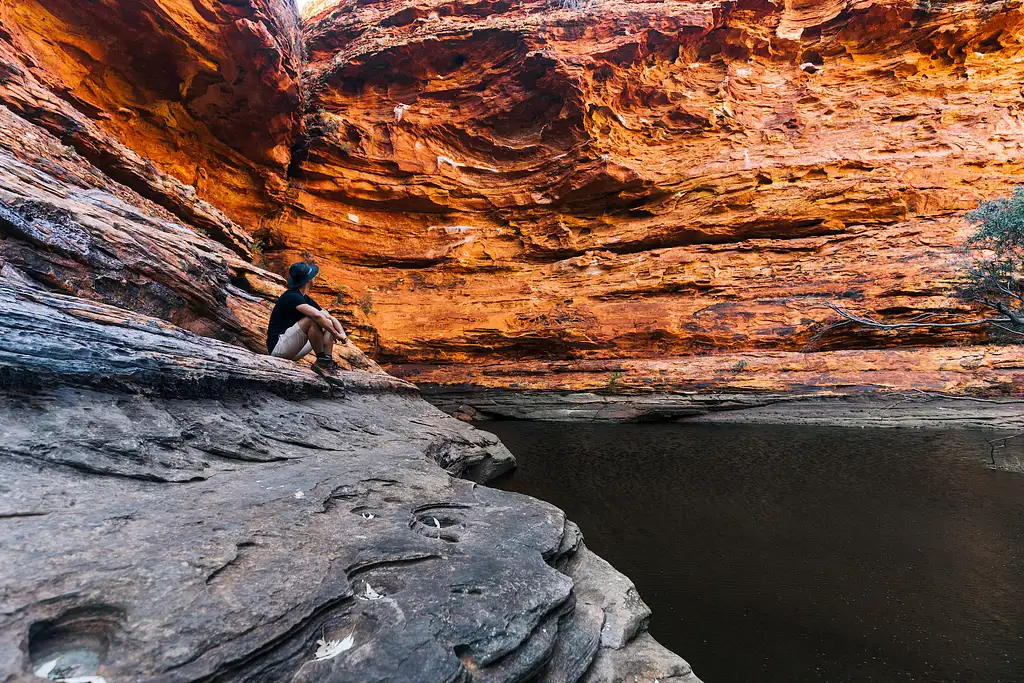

{"left": 324, "top": 313, "right": 348, "bottom": 341}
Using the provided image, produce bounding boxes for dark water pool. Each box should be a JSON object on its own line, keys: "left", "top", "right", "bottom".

{"left": 484, "top": 422, "right": 1024, "bottom": 683}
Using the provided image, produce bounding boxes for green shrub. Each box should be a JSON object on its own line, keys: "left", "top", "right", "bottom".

{"left": 963, "top": 186, "right": 1024, "bottom": 332}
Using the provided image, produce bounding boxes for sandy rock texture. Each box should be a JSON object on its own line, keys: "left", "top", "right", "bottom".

{"left": 6, "top": 0, "right": 1021, "bottom": 679}
{"left": 0, "top": 104, "right": 274, "bottom": 350}
{"left": 4, "top": 0, "right": 1022, "bottom": 393}
{"left": 0, "top": 0, "right": 300, "bottom": 236}
{"left": 392, "top": 344, "right": 1024, "bottom": 397}
{"left": 427, "top": 387, "right": 1024, "bottom": 428}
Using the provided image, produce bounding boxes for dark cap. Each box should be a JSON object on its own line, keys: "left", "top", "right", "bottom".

{"left": 287, "top": 261, "right": 319, "bottom": 289}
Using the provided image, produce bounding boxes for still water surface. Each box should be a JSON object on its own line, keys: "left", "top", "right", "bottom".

{"left": 485, "top": 422, "right": 1024, "bottom": 683}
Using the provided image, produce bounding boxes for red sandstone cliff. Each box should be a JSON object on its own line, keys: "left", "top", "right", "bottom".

{"left": 1, "top": 0, "right": 300, "bottom": 238}
{"left": 0, "top": 7, "right": 698, "bottom": 681}
{"left": 290, "top": 0, "right": 1024, "bottom": 394}
{"left": 3, "top": 0, "right": 1023, "bottom": 395}
{"left": 0, "top": 0, "right": 378, "bottom": 369}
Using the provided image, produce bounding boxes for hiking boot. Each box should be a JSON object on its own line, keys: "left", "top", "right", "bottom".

{"left": 311, "top": 357, "right": 340, "bottom": 377}
{"left": 312, "top": 358, "right": 346, "bottom": 395}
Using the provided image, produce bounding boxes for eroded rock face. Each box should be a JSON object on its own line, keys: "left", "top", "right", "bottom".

{"left": 0, "top": 11, "right": 700, "bottom": 675}
{"left": 3, "top": 0, "right": 1021, "bottom": 394}
{"left": 0, "top": 0, "right": 301, "bottom": 233}
{"left": 0, "top": 105, "right": 274, "bottom": 350}
{"left": 0, "top": 283, "right": 699, "bottom": 682}
{"left": 10, "top": 0, "right": 1021, "bottom": 679}
{"left": 285, "top": 0, "right": 1024, "bottom": 388}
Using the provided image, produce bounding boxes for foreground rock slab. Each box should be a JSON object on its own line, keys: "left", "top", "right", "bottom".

{"left": 0, "top": 285, "right": 700, "bottom": 683}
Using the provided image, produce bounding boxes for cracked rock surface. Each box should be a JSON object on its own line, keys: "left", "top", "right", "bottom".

{"left": 0, "top": 284, "right": 699, "bottom": 682}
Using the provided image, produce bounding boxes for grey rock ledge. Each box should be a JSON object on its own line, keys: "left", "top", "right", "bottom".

{"left": 0, "top": 284, "right": 700, "bottom": 683}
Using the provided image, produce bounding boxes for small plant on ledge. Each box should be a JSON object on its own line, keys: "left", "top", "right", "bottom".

{"left": 358, "top": 292, "right": 374, "bottom": 316}
{"left": 333, "top": 284, "right": 349, "bottom": 307}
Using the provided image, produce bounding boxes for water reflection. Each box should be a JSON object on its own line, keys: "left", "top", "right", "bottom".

{"left": 487, "top": 422, "right": 1024, "bottom": 683}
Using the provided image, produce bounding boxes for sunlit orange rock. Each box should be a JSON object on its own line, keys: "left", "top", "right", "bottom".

{"left": 2, "top": 0, "right": 1022, "bottom": 394}
{"left": 0, "top": 0, "right": 301, "bottom": 232}
{"left": 284, "top": 0, "right": 1024, "bottom": 392}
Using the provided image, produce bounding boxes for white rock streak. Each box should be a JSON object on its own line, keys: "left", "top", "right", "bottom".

{"left": 313, "top": 634, "right": 355, "bottom": 662}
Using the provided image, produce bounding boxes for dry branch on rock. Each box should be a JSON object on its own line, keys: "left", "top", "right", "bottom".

{"left": 816, "top": 186, "right": 1024, "bottom": 359}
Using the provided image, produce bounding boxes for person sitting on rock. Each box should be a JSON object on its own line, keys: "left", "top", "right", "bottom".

{"left": 267, "top": 261, "right": 348, "bottom": 376}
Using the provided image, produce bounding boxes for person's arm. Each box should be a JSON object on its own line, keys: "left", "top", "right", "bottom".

{"left": 296, "top": 303, "right": 332, "bottom": 329}
{"left": 326, "top": 314, "right": 348, "bottom": 341}
{"left": 297, "top": 304, "right": 348, "bottom": 341}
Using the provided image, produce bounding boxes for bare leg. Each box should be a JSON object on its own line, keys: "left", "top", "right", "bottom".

{"left": 322, "top": 329, "right": 336, "bottom": 358}
{"left": 299, "top": 316, "right": 337, "bottom": 360}
{"left": 298, "top": 317, "right": 326, "bottom": 355}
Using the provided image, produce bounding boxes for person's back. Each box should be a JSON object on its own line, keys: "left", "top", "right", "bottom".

{"left": 266, "top": 261, "right": 348, "bottom": 376}
{"left": 267, "top": 287, "right": 320, "bottom": 354}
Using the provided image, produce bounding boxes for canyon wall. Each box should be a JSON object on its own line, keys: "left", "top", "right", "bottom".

{"left": 0, "top": 2, "right": 698, "bottom": 681}
{"left": 289, "top": 0, "right": 1024, "bottom": 394}
{"left": 2, "top": 1, "right": 1022, "bottom": 679}
{"left": 1, "top": 0, "right": 300, "bottom": 232}
{"left": 2, "top": 0, "right": 318, "bottom": 358}
{"left": 3, "top": 0, "right": 1023, "bottom": 394}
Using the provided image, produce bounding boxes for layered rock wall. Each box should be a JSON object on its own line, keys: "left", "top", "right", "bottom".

{"left": 4, "top": 1, "right": 1023, "bottom": 680}
{"left": 0, "top": 79, "right": 695, "bottom": 676}
{"left": 4, "top": 0, "right": 1022, "bottom": 394}
{"left": 0, "top": 0, "right": 300, "bottom": 236}
{"left": 286, "top": 0, "right": 1024, "bottom": 392}
{"left": 0, "top": 3, "right": 703, "bottom": 681}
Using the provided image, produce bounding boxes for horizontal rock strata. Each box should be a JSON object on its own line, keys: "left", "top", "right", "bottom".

{"left": 0, "top": 0, "right": 301, "bottom": 234}
{"left": 286, "top": 0, "right": 1024, "bottom": 382}
{"left": 0, "top": 283, "right": 700, "bottom": 682}
{"left": 7, "top": 0, "right": 1021, "bottom": 679}
{"left": 0, "top": 105, "right": 274, "bottom": 352}
{"left": 391, "top": 346, "right": 1024, "bottom": 397}
{"left": 427, "top": 389, "right": 1024, "bottom": 429}
{"left": 4, "top": 0, "right": 1022, "bottom": 394}
{"left": 0, "top": 17, "right": 701, "bottom": 678}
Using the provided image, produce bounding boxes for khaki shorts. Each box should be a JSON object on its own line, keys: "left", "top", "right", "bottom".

{"left": 271, "top": 322, "right": 313, "bottom": 360}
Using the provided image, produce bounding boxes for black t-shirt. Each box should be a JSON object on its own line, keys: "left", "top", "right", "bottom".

{"left": 267, "top": 289, "right": 322, "bottom": 352}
